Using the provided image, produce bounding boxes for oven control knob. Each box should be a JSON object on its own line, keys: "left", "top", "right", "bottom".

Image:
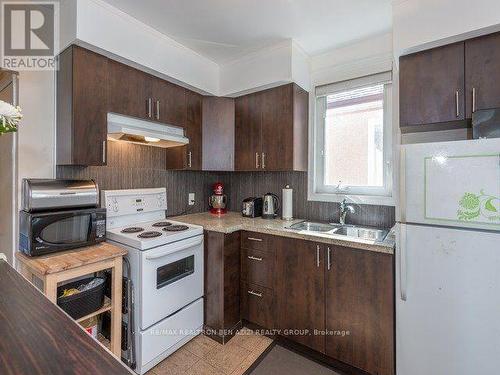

{"left": 113, "top": 204, "right": 119, "bottom": 212}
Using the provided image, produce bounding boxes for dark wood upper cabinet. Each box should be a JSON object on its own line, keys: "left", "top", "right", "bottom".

{"left": 107, "top": 59, "right": 150, "bottom": 120}
{"left": 235, "top": 91, "right": 263, "bottom": 171}
{"left": 165, "top": 91, "right": 202, "bottom": 170}
{"left": 326, "top": 246, "right": 394, "bottom": 375}
{"left": 465, "top": 32, "right": 500, "bottom": 118}
{"left": 202, "top": 97, "right": 235, "bottom": 171}
{"left": 400, "top": 42, "right": 465, "bottom": 128}
{"left": 150, "top": 78, "right": 187, "bottom": 127}
{"left": 57, "top": 46, "right": 109, "bottom": 166}
{"left": 276, "top": 238, "right": 325, "bottom": 353}
{"left": 234, "top": 83, "right": 308, "bottom": 172}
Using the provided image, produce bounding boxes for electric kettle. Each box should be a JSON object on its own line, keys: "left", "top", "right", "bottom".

{"left": 262, "top": 193, "right": 280, "bottom": 219}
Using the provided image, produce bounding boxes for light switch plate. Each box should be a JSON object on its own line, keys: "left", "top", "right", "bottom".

{"left": 188, "top": 193, "right": 195, "bottom": 206}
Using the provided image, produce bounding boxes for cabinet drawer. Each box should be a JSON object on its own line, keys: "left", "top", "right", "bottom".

{"left": 241, "top": 231, "right": 269, "bottom": 251}
{"left": 241, "top": 282, "right": 274, "bottom": 329}
{"left": 241, "top": 249, "right": 274, "bottom": 288}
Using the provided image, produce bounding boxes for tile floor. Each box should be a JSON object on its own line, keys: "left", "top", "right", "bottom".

{"left": 148, "top": 327, "right": 273, "bottom": 375}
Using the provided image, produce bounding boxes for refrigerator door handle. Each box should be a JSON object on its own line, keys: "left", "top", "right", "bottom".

{"left": 399, "top": 147, "right": 407, "bottom": 223}
{"left": 398, "top": 223, "right": 408, "bottom": 301}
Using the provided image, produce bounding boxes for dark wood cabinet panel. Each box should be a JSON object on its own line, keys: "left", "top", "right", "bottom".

{"left": 261, "top": 84, "right": 293, "bottom": 171}
{"left": 400, "top": 42, "right": 465, "bottom": 127}
{"left": 151, "top": 78, "right": 187, "bottom": 127}
{"left": 241, "top": 282, "right": 275, "bottom": 329}
{"left": 164, "top": 91, "right": 202, "bottom": 170}
{"left": 204, "top": 230, "right": 241, "bottom": 344}
{"left": 235, "top": 83, "right": 308, "bottom": 171}
{"left": 326, "top": 246, "right": 394, "bottom": 375}
{"left": 241, "top": 231, "right": 270, "bottom": 252}
{"left": 465, "top": 32, "right": 500, "bottom": 118}
{"left": 186, "top": 91, "right": 202, "bottom": 170}
{"left": 56, "top": 46, "right": 109, "bottom": 166}
{"left": 107, "top": 59, "right": 149, "bottom": 120}
{"left": 241, "top": 248, "right": 275, "bottom": 289}
{"left": 276, "top": 238, "right": 325, "bottom": 353}
{"left": 202, "top": 97, "right": 235, "bottom": 171}
{"left": 235, "top": 92, "right": 262, "bottom": 171}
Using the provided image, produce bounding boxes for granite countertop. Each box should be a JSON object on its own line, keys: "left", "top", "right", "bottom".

{"left": 172, "top": 212, "right": 395, "bottom": 254}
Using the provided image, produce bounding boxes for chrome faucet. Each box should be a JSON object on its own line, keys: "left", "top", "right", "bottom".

{"left": 339, "top": 198, "right": 355, "bottom": 225}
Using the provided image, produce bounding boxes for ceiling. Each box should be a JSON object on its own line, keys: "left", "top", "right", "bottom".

{"left": 102, "top": 0, "right": 392, "bottom": 64}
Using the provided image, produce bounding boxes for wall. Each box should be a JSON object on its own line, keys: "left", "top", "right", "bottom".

{"left": 57, "top": 142, "right": 395, "bottom": 228}
{"left": 17, "top": 70, "right": 56, "bottom": 183}
{"left": 311, "top": 32, "right": 393, "bottom": 87}
{"left": 57, "top": 142, "right": 227, "bottom": 217}
{"left": 219, "top": 40, "right": 311, "bottom": 96}
{"left": 227, "top": 172, "right": 395, "bottom": 228}
{"left": 0, "top": 77, "right": 15, "bottom": 264}
{"left": 393, "top": 0, "right": 500, "bottom": 57}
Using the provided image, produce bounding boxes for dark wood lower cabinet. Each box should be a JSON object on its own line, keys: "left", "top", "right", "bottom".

{"left": 276, "top": 237, "right": 326, "bottom": 354}
{"left": 326, "top": 246, "right": 394, "bottom": 375}
{"left": 239, "top": 232, "right": 395, "bottom": 375}
{"left": 204, "top": 230, "right": 241, "bottom": 343}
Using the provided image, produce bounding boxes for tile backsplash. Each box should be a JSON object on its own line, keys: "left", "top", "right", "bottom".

{"left": 57, "top": 142, "right": 395, "bottom": 228}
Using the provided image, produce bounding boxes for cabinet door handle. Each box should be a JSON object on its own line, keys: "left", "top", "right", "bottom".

{"left": 147, "top": 98, "right": 152, "bottom": 118}
{"left": 316, "top": 245, "right": 320, "bottom": 268}
{"left": 327, "top": 247, "right": 332, "bottom": 271}
{"left": 248, "top": 290, "right": 263, "bottom": 298}
{"left": 247, "top": 255, "right": 263, "bottom": 261}
{"left": 247, "top": 237, "right": 262, "bottom": 242}
{"left": 188, "top": 151, "right": 192, "bottom": 168}
{"left": 102, "top": 141, "right": 106, "bottom": 164}
{"left": 472, "top": 87, "right": 477, "bottom": 113}
{"left": 255, "top": 152, "right": 259, "bottom": 169}
{"left": 455, "top": 90, "right": 460, "bottom": 118}
{"left": 156, "top": 100, "right": 160, "bottom": 120}
{"left": 262, "top": 152, "right": 266, "bottom": 169}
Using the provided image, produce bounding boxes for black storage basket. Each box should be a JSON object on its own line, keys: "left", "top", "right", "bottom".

{"left": 57, "top": 277, "right": 106, "bottom": 320}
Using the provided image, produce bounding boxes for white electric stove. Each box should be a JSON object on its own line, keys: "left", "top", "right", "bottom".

{"left": 102, "top": 188, "right": 204, "bottom": 375}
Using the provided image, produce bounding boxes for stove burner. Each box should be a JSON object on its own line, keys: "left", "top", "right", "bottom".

{"left": 152, "top": 221, "right": 173, "bottom": 228}
{"left": 163, "top": 225, "right": 189, "bottom": 232}
{"left": 138, "top": 231, "right": 162, "bottom": 238}
{"left": 121, "top": 227, "right": 144, "bottom": 234}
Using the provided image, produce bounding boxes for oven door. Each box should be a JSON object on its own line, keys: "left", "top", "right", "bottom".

{"left": 29, "top": 209, "right": 102, "bottom": 255}
{"left": 140, "top": 235, "right": 204, "bottom": 329}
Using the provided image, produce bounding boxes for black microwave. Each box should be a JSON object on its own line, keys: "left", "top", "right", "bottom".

{"left": 19, "top": 208, "right": 106, "bottom": 256}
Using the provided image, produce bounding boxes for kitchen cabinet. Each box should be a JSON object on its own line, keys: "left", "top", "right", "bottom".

{"left": 202, "top": 97, "right": 235, "bottom": 171}
{"left": 56, "top": 45, "right": 109, "bottom": 166}
{"left": 276, "top": 237, "right": 325, "bottom": 354}
{"left": 150, "top": 77, "right": 187, "bottom": 127}
{"left": 234, "top": 83, "right": 308, "bottom": 171}
{"left": 240, "top": 232, "right": 394, "bottom": 375}
{"left": 204, "top": 230, "right": 241, "bottom": 344}
{"left": 235, "top": 91, "right": 263, "bottom": 170}
{"left": 326, "top": 245, "right": 394, "bottom": 375}
{"left": 399, "top": 42, "right": 465, "bottom": 130}
{"left": 165, "top": 91, "right": 202, "bottom": 170}
{"left": 107, "top": 59, "right": 150, "bottom": 121}
{"left": 465, "top": 32, "right": 500, "bottom": 118}
{"left": 240, "top": 232, "right": 276, "bottom": 329}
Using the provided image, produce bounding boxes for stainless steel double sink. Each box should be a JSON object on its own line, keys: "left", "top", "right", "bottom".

{"left": 288, "top": 221, "right": 389, "bottom": 242}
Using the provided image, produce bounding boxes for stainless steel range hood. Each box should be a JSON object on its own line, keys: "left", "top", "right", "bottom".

{"left": 107, "top": 113, "right": 189, "bottom": 148}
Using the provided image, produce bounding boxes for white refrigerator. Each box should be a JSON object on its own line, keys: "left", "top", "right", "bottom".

{"left": 397, "top": 138, "right": 500, "bottom": 375}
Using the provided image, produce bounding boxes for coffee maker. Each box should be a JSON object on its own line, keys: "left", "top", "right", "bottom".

{"left": 209, "top": 182, "right": 227, "bottom": 215}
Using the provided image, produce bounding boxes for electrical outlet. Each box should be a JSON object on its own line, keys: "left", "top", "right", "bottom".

{"left": 188, "top": 193, "right": 195, "bottom": 206}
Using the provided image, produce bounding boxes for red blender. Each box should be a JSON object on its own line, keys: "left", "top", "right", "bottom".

{"left": 209, "top": 182, "right": 227, "bottom": 215}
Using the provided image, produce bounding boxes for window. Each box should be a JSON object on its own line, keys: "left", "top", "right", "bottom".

{"left": 310, "top": 72, "right": 393, "bottom": 205}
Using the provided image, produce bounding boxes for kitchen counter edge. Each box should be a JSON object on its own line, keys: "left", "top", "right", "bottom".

{"left": 172, "top": 212, "right": 395, "bottom": 255}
